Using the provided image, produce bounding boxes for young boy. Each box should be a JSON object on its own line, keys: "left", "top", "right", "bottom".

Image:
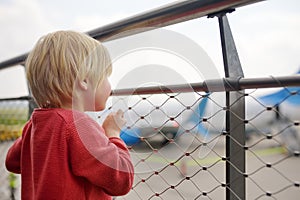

{"left": 5, "top": 31, "right": 134, "bottom": 200}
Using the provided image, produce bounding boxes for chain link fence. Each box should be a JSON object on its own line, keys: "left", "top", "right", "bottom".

{"left": 0, "top": 100, "right": 27, "bottom": 200}
{"left": 0, "top": 0, "right": 299, "bottom": 199}
{"left": 102, "top": 81, "right": 300, "bottom": 200}
{"left": 0, "top": 82, "right": 299, "bottom": 199}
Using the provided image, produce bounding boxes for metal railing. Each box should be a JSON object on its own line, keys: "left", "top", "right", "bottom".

{"left": 1, "top": 0, "right": 300, "bottom": 199}
{"left": 0, "top": 0, "right": 264, "bottom": 70}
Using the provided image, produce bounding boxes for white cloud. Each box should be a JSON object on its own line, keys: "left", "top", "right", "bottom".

{"left": 0, "top": 0, "right": 54, "bottom": 60}
{"left": 0, "top": 0, "right": 299, "bottom": 98}
{"left": 230, "top": 4, "right": 300, "bottom": 77}
{"left": 0, "top": 66, "right": 28, "bottom": 98}
{"left": 0, "top": 0, "right": 55, "bottom": 97}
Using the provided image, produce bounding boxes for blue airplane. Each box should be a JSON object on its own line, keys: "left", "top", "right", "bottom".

{"left": 119, "top": 71, "right": 300, "bottom": 151}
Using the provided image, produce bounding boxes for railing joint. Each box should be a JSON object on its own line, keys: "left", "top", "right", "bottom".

{"left": 207, "top": 8, "right": 235, "bottom": 18}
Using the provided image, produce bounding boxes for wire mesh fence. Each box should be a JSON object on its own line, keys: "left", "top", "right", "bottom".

{"left": 100, "top": 80, "right": 299, "bottom": 199}
{"left": 0, "top": 100, "right": 27, "bottom": 200}
{"left": 121, "top": 88, "right": 299, "bottom": 199}
{"left": 243, "top": 88, "right": 300, "bottom": 200}
{"left": 104, "top": 91, "right": 227, "bottom": 199}
{"left": 0, "top": 0, "right": 299, "bottom": 198}
{"left": 0, "top": 77, "right": 300, "bottom": 199}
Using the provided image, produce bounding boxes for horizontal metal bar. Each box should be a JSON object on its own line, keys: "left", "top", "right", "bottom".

{"left": 0, "top": 0, "right": 264, "bottom": 70}
{"left": 88, "top": 0, "right": 264, "bottom": 41}
{"left": 1, "top": 75, "right": 298, "bottom": 101}
{"left": 239, "top": 75, "right": 300, "bottom": 89}
{"left": 0, "top": 96, "right": 32, "bottom": 102}
{"left": 111, "top": 75, "right": 300, "bottom": 96}
{"left": 0, "top": 53, "right": 27, "bottom": 70}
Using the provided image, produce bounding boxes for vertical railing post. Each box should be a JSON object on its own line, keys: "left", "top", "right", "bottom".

{"left": 217, "top": 11, "right": 246, "bottom": 200}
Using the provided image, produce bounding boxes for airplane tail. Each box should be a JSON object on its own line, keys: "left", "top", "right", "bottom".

{"left": 179, "top": 93, "right": 210, "bottom": 137}
{"left": 120, "top": 128, "right": 141, "bottom": 146}
{"left": 259, "top": 69, "right": 300, "bottom": 106}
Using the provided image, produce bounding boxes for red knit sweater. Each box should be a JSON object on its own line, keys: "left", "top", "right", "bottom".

{"left": 5, "top": 108, "right": 134, "bottom": 200}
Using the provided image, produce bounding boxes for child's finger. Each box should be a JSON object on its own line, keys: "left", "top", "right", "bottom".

{"left": 116, "top": 109, "right": 124, "bottom": 117}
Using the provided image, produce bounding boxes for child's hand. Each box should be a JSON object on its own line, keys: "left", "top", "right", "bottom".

{"left": 102, "top": 109, "right": 126, "bottom": 138}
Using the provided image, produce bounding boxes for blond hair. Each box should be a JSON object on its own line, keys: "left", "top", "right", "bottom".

{"left": 26, "top": 30, "right": 112, "bottom": 108}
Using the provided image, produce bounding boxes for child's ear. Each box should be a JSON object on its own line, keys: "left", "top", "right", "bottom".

{"left": 79, "top": 79, "right": 88, "bottom": 90}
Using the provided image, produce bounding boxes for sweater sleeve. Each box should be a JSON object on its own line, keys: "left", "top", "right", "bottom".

{"left": 68, "top": 117, "right": 134, "bottom": 196}
{"left": 5, "top": 121, "right": 32, "bottom": 174}
{"left": 5, "top": 137, "right": 22, "bottom": 174}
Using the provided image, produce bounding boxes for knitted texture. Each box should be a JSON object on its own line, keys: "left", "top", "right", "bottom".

{"left": 6, "top": 108, "right": 134, "bottom": 200}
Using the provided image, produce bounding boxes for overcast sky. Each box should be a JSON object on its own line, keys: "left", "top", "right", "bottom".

{"left": 0, "top": 0, "right": 299, "bottom": 98}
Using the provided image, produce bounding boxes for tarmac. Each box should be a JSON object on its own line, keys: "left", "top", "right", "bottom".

{"left": 117, "top": 133, "right": 300, "bottom": 200}
{"left": 1, "top": 132, "right": 300, "bottom": 200}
